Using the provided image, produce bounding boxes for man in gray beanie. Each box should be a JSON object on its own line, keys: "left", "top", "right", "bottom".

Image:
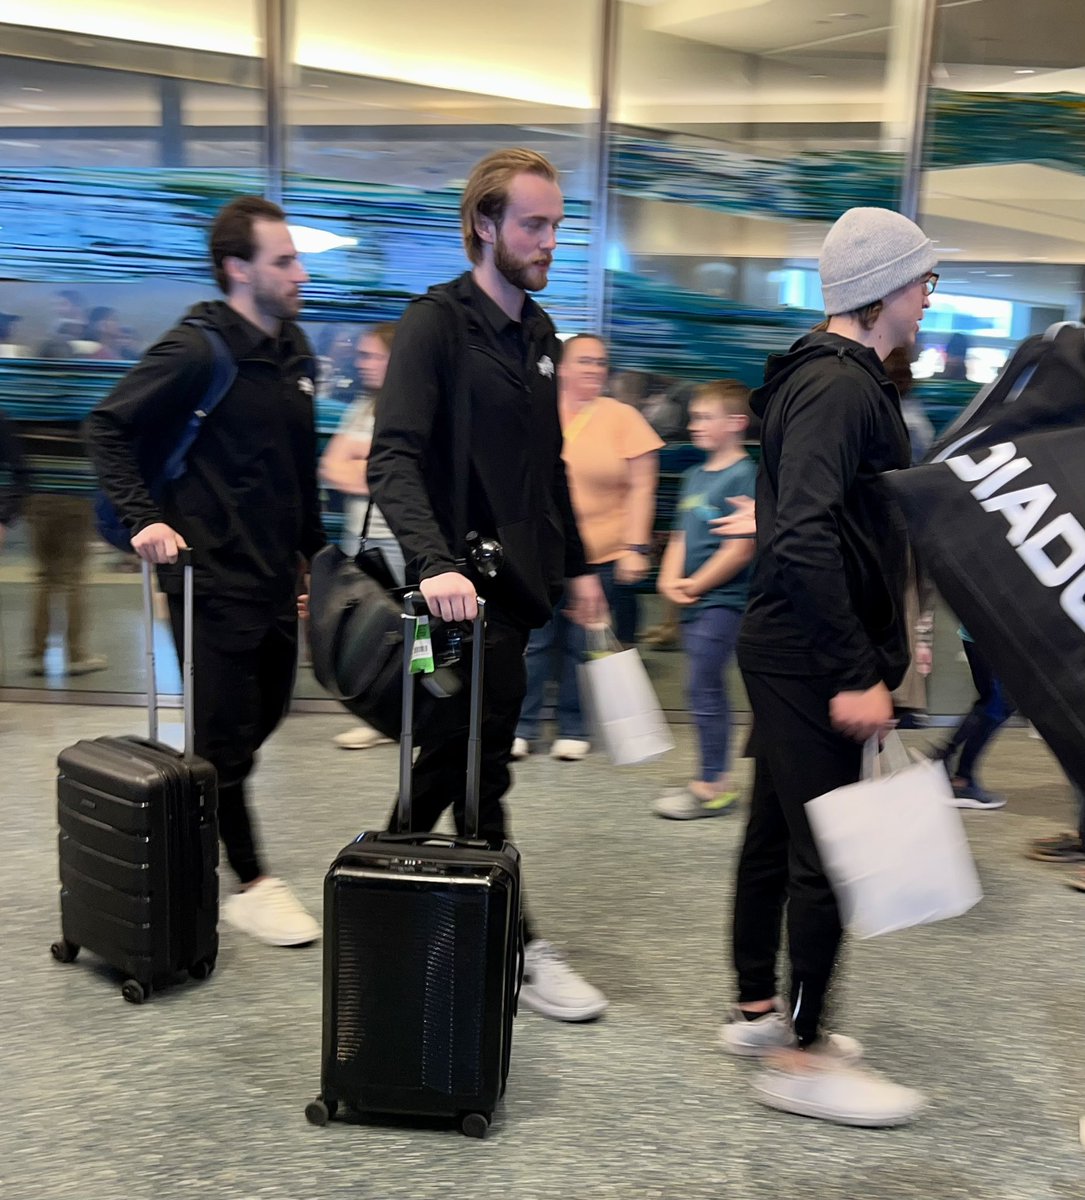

{"left": 720, "top": 207, "right": 937, "bottom": 1126}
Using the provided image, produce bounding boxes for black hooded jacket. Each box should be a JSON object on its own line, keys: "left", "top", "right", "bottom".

{"left": 737, "top": 331, "right": 911, "bottom": 693}
{"left": 85, "top": 300, "right": 325, "bottom": 610}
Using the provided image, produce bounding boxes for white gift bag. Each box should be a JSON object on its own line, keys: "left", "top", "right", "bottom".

{"left": 578, "top": 629, "right": 674, "bottom": 766}
{"left": 805, "top": 732, "right": 982, "bottom": 939}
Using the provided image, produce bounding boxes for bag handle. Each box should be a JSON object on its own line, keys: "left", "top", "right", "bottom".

{"left": 396, "top": 592, "right": 486, "bottom": 837}
{"left": 862, "top": 730, "right": 909, "bottom": 781}
{"left": 585, "top": 624, "right": 622, "bottom": 657}
{"left": 141, "top": 547, "right": 195, "bottom": 759}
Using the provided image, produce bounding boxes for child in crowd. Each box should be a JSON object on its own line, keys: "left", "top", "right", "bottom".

{"left": 653, "top": 380, "right": 756, "bottom": 819}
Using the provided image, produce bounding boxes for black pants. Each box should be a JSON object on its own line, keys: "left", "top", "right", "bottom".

{"left": 388, "top": 609, "right": 535, "bottom": 942}
{"left": 168, "top": 596, "right": 298, "bottom": 885}
{"left": 732, "top": 670, "right": 862, "bottom": 1046}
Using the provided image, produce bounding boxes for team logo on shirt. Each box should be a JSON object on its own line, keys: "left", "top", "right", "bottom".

{"left": 536, "top": 355, "right": 554, "bottom": 378}
{"left": 298, "top": 377, "right": 315, "bottom": 396}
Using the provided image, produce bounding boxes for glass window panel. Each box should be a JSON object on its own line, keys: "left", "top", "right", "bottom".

{"left": 919, "top": 0, "right": 1085, "bottom": 386}
{"left": 0, "top": 20, "right": 265, "bottom": 698}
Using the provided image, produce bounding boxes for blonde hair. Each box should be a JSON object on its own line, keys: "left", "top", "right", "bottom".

{"left": 460, "top": 148, "right": 560, "bottom": 265}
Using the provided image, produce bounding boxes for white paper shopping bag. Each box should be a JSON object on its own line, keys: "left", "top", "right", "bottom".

{"left": 805, "top": 732, "right": 983, "bottom": 939}
{"left": 578, "top": 630, "right": 674, "bottom": 766}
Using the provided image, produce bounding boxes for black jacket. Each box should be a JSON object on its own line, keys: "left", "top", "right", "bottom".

{"left": 367, "top": 273, "right": 587, "bottom": 628}
{"left": 0, "top": 406, "right": 30, "bottom": 527}
{"left": 85, "top": 301, "right": 325, "bottom": 609}
{"left": 737, "top": 332, "right": 911, "bottom": 693}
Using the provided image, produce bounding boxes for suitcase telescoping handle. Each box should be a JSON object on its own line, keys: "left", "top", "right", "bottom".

{"left": 141, "top": 548, "right": 196, "bottom": 759}
{"left": 396, "top": 593, "right": 486, "bottom": 837}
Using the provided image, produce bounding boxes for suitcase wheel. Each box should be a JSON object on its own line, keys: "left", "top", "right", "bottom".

{"left": 460, "top": 1112, "right": 490, "bottom": 1139}
{"left": 305, "top": 1098, "right": 336, "bottom": 1127}
{"left": 188, "top": 957, "right": 215, "bottom": 982}
{"left": 50, "top": 939, "right": 79, "bottom": 964}
{"left": 121, "top": 979, "right": 150, "bottom": 1005}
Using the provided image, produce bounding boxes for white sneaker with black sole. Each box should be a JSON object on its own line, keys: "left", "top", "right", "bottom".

{"left": 222, "top": 877, "right": 321, "bottom": 947}
{"left": 519, "top": 939, "right": 608, "bottom": 1022}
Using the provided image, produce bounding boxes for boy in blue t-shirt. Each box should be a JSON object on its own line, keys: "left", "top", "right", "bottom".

{"left": 654, "top": 380, "right": 756, "bottom": 819}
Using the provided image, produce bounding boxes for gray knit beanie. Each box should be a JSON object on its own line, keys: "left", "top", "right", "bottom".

{"left": 819, "top": 207, "right": 936, "bottom": 315}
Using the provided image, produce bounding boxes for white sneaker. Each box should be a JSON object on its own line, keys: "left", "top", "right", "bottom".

{"left": 221, "top": 877, "right": 321, "bottom": 947}
{"left": 752, "top": 1058, "right": 925, "bottom": 1127}
{"left": 520, "top": 939, "right": 608, "bottom": 1022}
{"left": 550, "top": 738, "right": 590, "bottom": 761}
{"left": 333, "top": 723, "right": 393, "bottom": 750}
{"left": 720, "top": 1005, "right": 862, "bottom": 1064}
{"left": 511, "top": 737, "right": 532, "bottom": 761}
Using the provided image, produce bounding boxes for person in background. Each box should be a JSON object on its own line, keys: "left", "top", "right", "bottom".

{"left": 87, "top": 307, "right": 135, "bottom": 361}
{"left": 722, "top": 206, "right": 935, "bottom": 1126}
{"left": 513, "top": 333, "right": 662, "bottom": 762}
{"left": 20, "top": 416, "right": 108, "bottom": 678}
{"left": 315, "top": 324, "right": 360, "bottom": 403}
{"left": 319, "top": 322, "right": 402, "bottom": 751}
{"left": 943, "top": 331, "right": 970, "bottom": 381}
{"left": 37, "top": 290, "right": 88, "bottom": 358}
{"left": 931, "top": 633, "right": 1014, "bottom": 809}
{"left": 0, "top": 404, "right": 30, "bottom": 548}
{"left": 652, "top": 380, "right": 756, "bottom": 820}
{"left": 0, "top": 313, "right": 29, "bottom": 358}
{"left": 883, "top": 346, "right": 934, "bottom": 726}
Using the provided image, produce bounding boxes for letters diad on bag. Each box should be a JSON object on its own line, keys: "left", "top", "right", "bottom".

{"left": 885, "top": 321, "right": 1085, "bottom": 797}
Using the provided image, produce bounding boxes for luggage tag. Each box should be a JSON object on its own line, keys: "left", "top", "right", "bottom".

{"left": 409, "top": 615, "right": 436, "bottom": 674}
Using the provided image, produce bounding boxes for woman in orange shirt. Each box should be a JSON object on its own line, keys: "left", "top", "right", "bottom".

{"left": 513, "top": 335, "right": 663, "bottom": 761}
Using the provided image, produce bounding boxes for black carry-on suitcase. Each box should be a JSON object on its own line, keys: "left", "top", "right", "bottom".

{"left": 51, "top": 550, "right": 219, "bottom": 1004}
{"left": 307, "top": 595, "right": 522, "bottom": 1138}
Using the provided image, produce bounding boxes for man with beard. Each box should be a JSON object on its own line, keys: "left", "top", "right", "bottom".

{"left": 86, "top": 196, "right": 324, "bottom": 948}
{"left": 367, "top": 148, "right": 610, "bottom": 1022}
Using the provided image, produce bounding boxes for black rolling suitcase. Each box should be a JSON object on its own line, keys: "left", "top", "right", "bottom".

{"left": 307, "top": 595, "right": 522, "bottom": 1139}
{"left": 50, "top": 551, "right": 219, "bottom": 1004}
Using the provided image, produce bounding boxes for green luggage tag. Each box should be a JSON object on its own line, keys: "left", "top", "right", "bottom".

{"left": 410, "top": 615, "right": 436, "bottom": 674}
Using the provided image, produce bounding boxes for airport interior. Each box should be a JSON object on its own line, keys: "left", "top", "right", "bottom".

{"left": 2, "top": 2, "right": 1084, "bottom": 1197}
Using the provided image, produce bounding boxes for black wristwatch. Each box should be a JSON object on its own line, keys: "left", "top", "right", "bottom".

{"left": 625, "top": 544, "right": 651, "bottom": 554}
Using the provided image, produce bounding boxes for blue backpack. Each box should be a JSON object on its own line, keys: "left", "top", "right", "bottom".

{"left": 94, "top": 319, "right": 237, "bottom": 552}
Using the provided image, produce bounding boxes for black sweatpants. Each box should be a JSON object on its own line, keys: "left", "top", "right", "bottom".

{"left": 168, "top": 595, "right": 298, "bottom": 885}
{"left": 388, "top": 607, "right": 535, "bottom": 943}
{"left": 732, "top": 669, "right": 863, "bottom": 1046}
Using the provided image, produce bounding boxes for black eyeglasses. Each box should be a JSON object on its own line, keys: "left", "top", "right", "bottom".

{"left": 921, "top": 272, "right": 939, "bottom": 296}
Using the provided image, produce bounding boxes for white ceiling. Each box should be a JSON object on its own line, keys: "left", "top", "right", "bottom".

{"left": 1, "top": 0, "right": 1084, "bottom": 265}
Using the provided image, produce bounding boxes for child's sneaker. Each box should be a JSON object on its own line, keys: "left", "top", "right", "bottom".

{"left": 653, "top": 786, "right": 738, "bottom": 820}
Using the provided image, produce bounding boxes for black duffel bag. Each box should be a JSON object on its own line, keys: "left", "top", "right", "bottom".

{"left": 308, "top": 543, "right": 463, "bottom": 742}
{"left": 885, "top": 321, "right": 1085, "bottom": 792}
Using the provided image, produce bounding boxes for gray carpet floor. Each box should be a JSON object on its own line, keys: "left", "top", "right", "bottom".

{"left": 3, "top": 703, "right": 1082, "bottom": 1200}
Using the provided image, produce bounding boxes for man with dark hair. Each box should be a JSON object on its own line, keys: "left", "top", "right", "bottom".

{"left": 367, "top": 148, "right": 610, "bottom": 1023}
{"left": 86, "top": 195, "right": 324, "bottom": 947}
{"left": 720, "top": 207, "right": 936, "bottom": 1125}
